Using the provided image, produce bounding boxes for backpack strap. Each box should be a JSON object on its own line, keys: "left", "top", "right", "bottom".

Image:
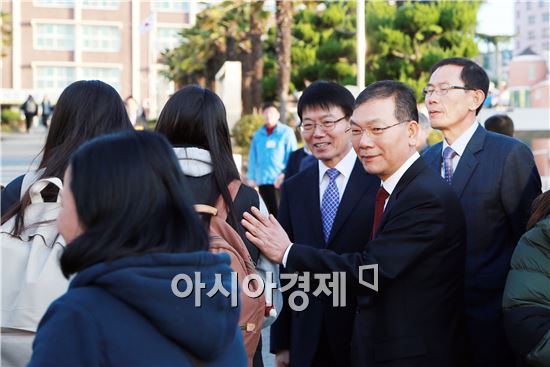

{"left": 214, "top": 180, "right": 241, "bottom": 221}
{"left": 194, "top": 204, "right": 217, "bottom": 216}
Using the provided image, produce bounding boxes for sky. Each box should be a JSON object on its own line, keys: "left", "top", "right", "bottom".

{"left": 476, "top": 0, "right": 516, "bottom": 51}
{"left": 476, "top": 0, "right": 515, "bottom": 36}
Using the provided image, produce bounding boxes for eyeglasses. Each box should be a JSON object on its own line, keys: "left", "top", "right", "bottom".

{"left": 300, "top": 115, "right": 347, "bottom": 133}
{"left": 422, "top": 83, "right": 475, "bottom": 97}
{"left": 350, "top": 120, "right": 408, "bottom": 139}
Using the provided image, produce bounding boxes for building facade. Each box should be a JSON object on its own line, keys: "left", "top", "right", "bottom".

{"left": 514, "top": 0, "right": 550, "bottom": 59}
{"left": 1, "top": 0, "right": 200, "bottom": 117}
{"left": 508, "top": 47, "right": 549, "bottom": 108}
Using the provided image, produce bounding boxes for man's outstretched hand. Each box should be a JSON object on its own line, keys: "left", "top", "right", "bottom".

{"left": 241, "top": 206, "right": 291, "bottom": 264}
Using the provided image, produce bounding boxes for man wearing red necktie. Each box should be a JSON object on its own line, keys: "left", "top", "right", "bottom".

{"left": 243, "top": 80, "right": 467, "bottom": 367}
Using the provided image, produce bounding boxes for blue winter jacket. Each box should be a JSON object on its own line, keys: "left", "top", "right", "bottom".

{"left": 28, "top": 252, "right": 246, "bottom": 367}
{"left": 247, "top": 124, "right": 297, "bottom": 185}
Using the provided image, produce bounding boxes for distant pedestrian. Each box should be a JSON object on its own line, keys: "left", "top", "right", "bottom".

{"left": 247, "top": 103, "right": 297, "bottom": 217}
{"left": 20, "top": 95, "right": 38, "bottom": 133}
{"left": 40, "top": 95, "right": 53, "bottom": 128}
{"left": 484, "top": 114, "right": 514, "bottom": 137}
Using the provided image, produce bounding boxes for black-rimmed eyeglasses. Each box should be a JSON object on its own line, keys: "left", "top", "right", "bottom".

{"left": 300, "top": 116, "right": 347, "bottom": 133}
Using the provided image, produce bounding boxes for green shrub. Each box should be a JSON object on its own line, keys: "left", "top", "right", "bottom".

{"left": 1, "top": 109, "right": 21, "bottom": 125}
{"left": 232, "top": 114, "right": 264, "bottom": 153}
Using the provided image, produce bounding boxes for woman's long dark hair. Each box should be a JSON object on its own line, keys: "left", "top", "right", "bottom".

{"left": 60, "top": 131, "right": 209, "bottom": 278}
{"left": 2, "top": 80, "right": 132, "bottom": 232}
{"left": 527, "top": 191, "right": 550, "bottom": 230}
{"left": 155, "top": 85, "right": 241, "bottom": 227}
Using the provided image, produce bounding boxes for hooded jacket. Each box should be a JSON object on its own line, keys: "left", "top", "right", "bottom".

{"left": 28, "top": 252, "right": 247, "bottom": 367}
{"left": 503, "top": 216, "right": 550, "bottom": 367}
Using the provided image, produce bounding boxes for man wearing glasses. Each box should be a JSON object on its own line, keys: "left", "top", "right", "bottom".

{"left": 422, "top": 57, "right": 542, "bottom": 367}
{"left": 243, "top": 80, "right": 467, "bottom": 367}
{"left": 270, "top": 81, "right": 379, "bottom": 367}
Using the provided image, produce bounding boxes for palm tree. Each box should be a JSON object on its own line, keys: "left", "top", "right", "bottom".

{"left": 249, "top": 1, "right": 266, "bottom": 114}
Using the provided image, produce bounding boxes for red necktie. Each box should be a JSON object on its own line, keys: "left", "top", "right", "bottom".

{"left": 371, "top": 186, "right": 390, "bottom": 239}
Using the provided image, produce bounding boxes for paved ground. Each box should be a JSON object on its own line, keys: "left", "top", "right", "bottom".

{"left": 262, "top": 327, "right": 275, "bottom": 367}
{"left": 1, "top": 127, "right": 47, "bottom": 186}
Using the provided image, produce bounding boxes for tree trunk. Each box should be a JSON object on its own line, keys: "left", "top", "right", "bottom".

{"left": 226, "top": 21, "right": 238, "bottom": 61}
{"left": 241, "top": 48, "right": 254, "bottom": 115}
{"left": 249, "top": 1, "right": 264, "bottom": 113}
{"left": 276, "top": 0, "right": 293, "bottom": 123}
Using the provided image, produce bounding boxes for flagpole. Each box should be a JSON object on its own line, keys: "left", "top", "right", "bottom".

{"left": 356, "top": 0, "right": 366, "bottom": 90}
{"left": 148, "top": 13, "right": 157, "bottom": 117}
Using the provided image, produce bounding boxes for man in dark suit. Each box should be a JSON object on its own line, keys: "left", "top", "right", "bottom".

{"left": 243, "top": 81, "right": 467, "bottom": 367}
{"left": 422, "top": 57, "right": 542, "bottom": 367}
{"left": 283, "top": 146, "right": 316, "bottom": 181}
{"left": 269, "top": 81, "right": 379, "bottom": 367}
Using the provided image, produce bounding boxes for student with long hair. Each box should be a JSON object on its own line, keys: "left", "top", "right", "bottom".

{"left": 27, "top": 131, "right": 246, "bottom": 366}
{"left": 503, "top": 191, "right": 550, "bottom": 367}
{"left": 1, "top": 80, "right": 133, "bottom": 366}
{"left": 155, "top": 85, "right": 282, "bottom": 366}
{"left": 2, "top": 80, "right": 133, "bottom": 221}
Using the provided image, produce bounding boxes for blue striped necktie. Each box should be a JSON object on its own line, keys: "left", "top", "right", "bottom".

{"left": 321, "top": 168, "right": 340, "bottom": 243}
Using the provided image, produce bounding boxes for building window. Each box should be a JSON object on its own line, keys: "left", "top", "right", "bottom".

{"left": 35, "top": 23, "right": 75, "bottom": 50}
{"left": 82, "top": 0, "right": 120, "bottom": 9}
{"left": 528, "top": 65, "right": 536, "bottom": 81}
{"left": 82, "top": 25, "right": 120, "bottom": 52}
{"left": 529, "top": 31, "right": 536, "bottom": 40}
{"left": 33, "top": 0, "right": 74, "bottom": 7}
{"left": 528, "top": 15, "right": 536, "bottom": 24}
{"left": 540, "top": 0, "right": 546, "bottom": 8}
{"left": 543, "top": 42, "right": 550, "bottom": 50}
{"left": 527, "top": 2, "right": 531, "bottom": 10}
{"left": 543, "top": 13, "right": 549, "bottom": 22}
{"left": 81, "top": 67, "right": 122, "bottom": 91}
{"left": 156, "top": 27, "right": 181, "bottom": 53}
{"left": 152, "top": 1, "right": 189, "bottom": 12}
{"left": 35, "top": 66, "right": 75, "bottom": 91}
{"left": 543, "top": 28, "right": 549, "bottom": 38}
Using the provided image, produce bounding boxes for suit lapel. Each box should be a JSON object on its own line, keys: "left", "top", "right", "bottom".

{"left": 423, "top": 143, "right": 443, "bottom": 173}
{"left": 379, "top": 157, "right": 426, "bottom": 231}
{"left": 327, "top": 159, "right": 378, "bottom": 246}
{"left": 451, "top": 125, "right": 484, "bottom": 198}
{"left": 299, "top": 164, "right": 325, "bottom": 247}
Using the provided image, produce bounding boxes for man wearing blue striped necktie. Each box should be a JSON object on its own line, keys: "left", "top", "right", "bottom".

{"left": 267, "top": 81, "right": 380, "bottom": 367}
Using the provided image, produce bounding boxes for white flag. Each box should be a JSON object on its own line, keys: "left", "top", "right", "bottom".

{"left": 140, "top": 13, "right": 156, "bottom": 34}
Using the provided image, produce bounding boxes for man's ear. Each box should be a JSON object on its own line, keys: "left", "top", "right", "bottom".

{"left": 407, "top": 120, "right": 419, "bottom": 147}
{"left": 470, "top": 90, "right": 485, "bottom": 111}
